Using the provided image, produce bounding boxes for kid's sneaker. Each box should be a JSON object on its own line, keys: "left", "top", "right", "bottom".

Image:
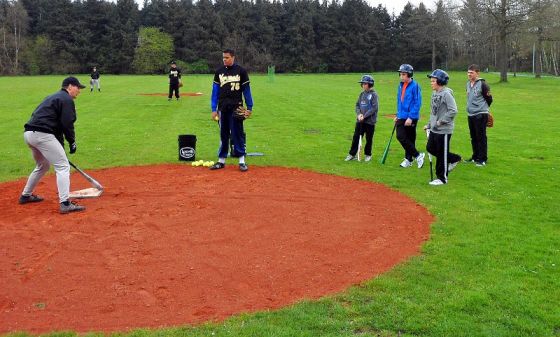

{"left": 416, "top": 153, "right": 425, "bottom": 168}
{"left": 400, "top": 158, "right": 412, "bottom": 168}
{"left": 344, "top": 155, "right": 355, "bottom": 161}
{"left": 448, "top": 161, "right": 459, "bottom": 172}
{"left": 429, "top": 179, "right": 445, "bottom": 186}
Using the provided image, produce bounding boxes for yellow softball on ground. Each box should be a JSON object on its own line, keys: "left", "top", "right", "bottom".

{"left": 191, "top": 161, "right": 198, "bottom": 166}
{"left": 208, "top": 161, "right": 215, "bottom": 166}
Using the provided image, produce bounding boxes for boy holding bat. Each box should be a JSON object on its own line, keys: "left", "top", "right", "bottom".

{"left": 424, "top": 69, "right": 462, "bottom": 185}
{"left": 345, "top": 75, "right": 378, "bottom": 162}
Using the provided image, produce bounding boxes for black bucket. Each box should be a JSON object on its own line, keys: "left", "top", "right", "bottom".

{"left": 178, "top": 134, "right": 197, "bottom": 161}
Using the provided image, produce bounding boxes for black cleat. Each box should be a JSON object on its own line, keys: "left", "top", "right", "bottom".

{"left": 209, "top": 162, "right": 225, "bottom": 170}
{"left": 19, "top": 194, "right": 44, "bottom": 204}
{"left": 239, "top": 163, "right": 248, "bottom": 172}
{"left": 60, "top": 201, "right": 86, "bottom": 214}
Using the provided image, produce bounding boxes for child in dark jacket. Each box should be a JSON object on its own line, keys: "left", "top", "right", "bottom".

{"left": 345, "top": 75, "right": 378, "bottom": 162}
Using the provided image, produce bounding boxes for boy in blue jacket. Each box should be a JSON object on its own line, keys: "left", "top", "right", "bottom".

{"left": 395, "top": 64, "right": 425, "bottom": 168}
{"left": 345, "top": 75, "right": 378, "bottom": 162}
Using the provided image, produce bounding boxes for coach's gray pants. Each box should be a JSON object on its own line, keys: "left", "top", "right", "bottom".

{"left": 22, "top": 131, "right": 70, "bottom": 203}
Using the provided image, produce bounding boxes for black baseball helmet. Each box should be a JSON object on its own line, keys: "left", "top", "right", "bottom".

{"left": 398, "top": 64, "right": 414, "bottom": 77}
{"left": 358, "top": 74, "right": 374, "bottom": 85}
{"left": 427, "top": 69, "right": 450, "bottom": 85}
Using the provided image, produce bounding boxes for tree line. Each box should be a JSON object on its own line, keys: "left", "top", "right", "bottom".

{"left": 1, "top": 0, "right": 559, "bottom": 81}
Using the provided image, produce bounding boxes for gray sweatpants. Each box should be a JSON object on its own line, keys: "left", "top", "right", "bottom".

{"left": 91, "top": 79, "right": 100, "bottom": 90}
{"left": 22, "top": 131, "right": 71, "bottom": 203}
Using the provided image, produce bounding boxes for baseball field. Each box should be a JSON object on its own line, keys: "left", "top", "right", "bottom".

{"left": 0, "top": 72, "right": 558, "bottom": 336}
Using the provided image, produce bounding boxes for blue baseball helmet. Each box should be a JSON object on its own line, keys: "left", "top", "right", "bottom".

{"left": 358, "top": 74, "right": 374, "bottom": 85}
{"left": 398, "top": 64, "right": 414, "bottom": 77}
{"left": 427, "top": 69, "right": 449, "bottom": 85}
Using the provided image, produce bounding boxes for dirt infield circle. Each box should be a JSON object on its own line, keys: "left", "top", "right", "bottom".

{"left": 0, "top": 165, "right": 432, "bottom": 334}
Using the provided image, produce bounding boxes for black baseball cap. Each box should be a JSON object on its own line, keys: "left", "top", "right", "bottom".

{"left": 62, "top": 76, "right": 86, "bottom": 89}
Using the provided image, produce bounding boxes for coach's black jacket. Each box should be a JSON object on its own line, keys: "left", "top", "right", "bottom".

{"left": 24, "top": 89, "right": 77, "bottom": 146}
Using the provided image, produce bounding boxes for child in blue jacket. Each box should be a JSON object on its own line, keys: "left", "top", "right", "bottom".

{"left": 395, "top": 64, "right": 425, "bottom": 168}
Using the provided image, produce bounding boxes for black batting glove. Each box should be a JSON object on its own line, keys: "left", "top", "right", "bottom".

{"left": 69, "top": 142, "right": 77, "bottom": 154}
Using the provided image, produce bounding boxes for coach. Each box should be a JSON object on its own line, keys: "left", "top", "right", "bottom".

{"left": 19, "top": 76, "right": 86, "bottom": 214}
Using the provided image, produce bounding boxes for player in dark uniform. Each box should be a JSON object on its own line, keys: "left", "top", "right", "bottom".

{"left": 90, "top": 66, "right": 100, "bottom": 92}
{"left": 209, "top": 49, "right": 254, "bottom": 172}
{"left": 168, "top": 61, "right": 182, "bottom": 101}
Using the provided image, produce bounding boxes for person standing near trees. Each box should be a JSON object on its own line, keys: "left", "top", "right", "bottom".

{"left": 465, "top": 64, "right": 493, "bottom": 166}
{"left": 395, "top": 64, "right": 425, "bottom": 169}
{"left": 209, "top": 49, "right": 254, "bottom": 172}
{"left": 90, "top": 66, "right": 101, "bottom": 92}
{"left": 168, "top": 61, "right": 182, "bottom": 101}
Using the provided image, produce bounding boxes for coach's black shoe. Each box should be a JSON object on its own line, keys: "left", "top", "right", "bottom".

{"left": 60, "top": 200, "right": 86, "bottom": 214}
{"left": 239, "top": 163, "right": 248, "bottom": 172}
{"left": 209, "top": 162, "right": 225, "bottom": 170}
{"left": 19, "top": 194, "right": 44, "bottom": 204}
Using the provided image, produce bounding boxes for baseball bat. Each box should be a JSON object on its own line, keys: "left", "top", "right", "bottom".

{"left": 379, "top": 123, "right": 396, "bottom": 164}
{"left": 357, "top": 120, "right": 365, "bottom": 161}
{"left": 426, "top": 129, "right": 434, "bottom": 181}
{"left": 69, "top": 161, "right": 104, "bottom": 190}
{"left": 357, "top": 133, "right": 362, "bottom": 161}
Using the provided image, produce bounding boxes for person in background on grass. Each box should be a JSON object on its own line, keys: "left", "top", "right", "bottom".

{"left": 209, "top": 49, "right": 253, "bottom": 172}
{"left": 168, "top": 61, "right": 182, "bottom": 101}
{"left": 19, "top": 76, "right": 87, "bottom": 213}
{"left": 465, "top": 64, "right": 493, "bottom": 166}
{"left": 90, "top": 66, "right": 101, "bottom": 92}
{"left": 345, "top": 75, "right": 378, "bottom": 162}
{"left": 395, "top": 64, "right": 425, "bottom": 169}
{"left": 424, "top": 69, "right": 462, "bottom": 186}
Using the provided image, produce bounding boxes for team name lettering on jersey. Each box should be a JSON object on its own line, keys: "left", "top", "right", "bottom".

{"left": 170, "top": 70, "right": 179, "bottom": 77}
{"left": 219, "top": 74, "right": 241, "bottom": 91}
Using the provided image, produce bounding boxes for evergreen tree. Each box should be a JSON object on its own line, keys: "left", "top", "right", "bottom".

{"left": 105, "top": 0, "right": 139, "bottom": 73}
{"left": 132, "top": 26, "right": 174, "bottom": 74}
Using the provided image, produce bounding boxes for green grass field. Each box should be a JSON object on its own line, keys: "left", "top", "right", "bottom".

{"left": 1, "top": 72, "right": 559, "bottom": 337}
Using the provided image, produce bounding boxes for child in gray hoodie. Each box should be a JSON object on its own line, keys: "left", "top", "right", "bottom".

{"left": 424, "top": 69, "right": 462, "bottom": 185}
